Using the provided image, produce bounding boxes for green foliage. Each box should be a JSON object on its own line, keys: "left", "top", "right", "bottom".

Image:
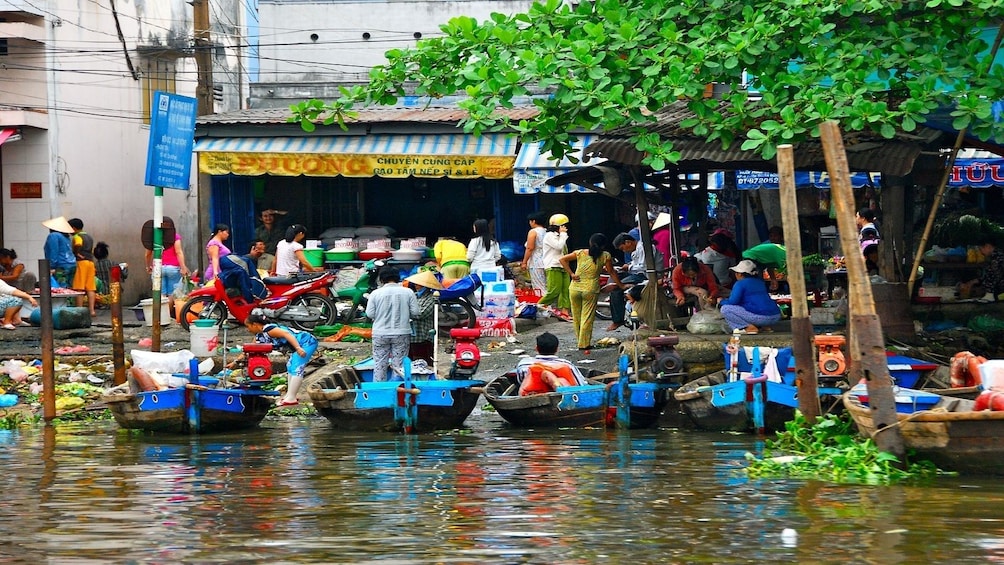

{"left": 744, "top": 412, "right": 943, "bottom": 485}
{"left": 802, "top": 253, "right": 827, "bottom": 267}
{"left": 0, "top": 412, "right": 27, "bottom": 430}
{"left": 291, "top": 1, "right": 1004, "bottom": 168}
{"left": 931, "top": 213, "right": 1004, "bottom": 247}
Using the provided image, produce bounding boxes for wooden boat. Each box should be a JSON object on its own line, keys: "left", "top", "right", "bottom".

{"left": 308, "top": 358, "right": 484, "bottom": 433}
{"left": 102, "top": 376, "right": 278, "bottom": 434}
{"left": 844, "top": 390, "right": 1004, "bottom": 475}
{"left": 484, "top": 357, "right": 675, "bottom": 429}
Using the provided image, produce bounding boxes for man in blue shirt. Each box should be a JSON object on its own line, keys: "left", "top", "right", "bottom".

{"left": 42, "top": 216, "right": 76, "bottom": 287}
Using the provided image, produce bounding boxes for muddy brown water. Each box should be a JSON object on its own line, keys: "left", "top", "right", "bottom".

{"left": 1, "top": 410, "right": 1003, "bottom": 563}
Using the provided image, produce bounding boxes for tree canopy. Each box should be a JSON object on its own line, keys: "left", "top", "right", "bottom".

{"left": 291, "top": 0, "right": 1004, "bottom": 170}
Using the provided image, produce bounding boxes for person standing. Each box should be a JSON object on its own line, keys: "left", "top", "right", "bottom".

{"left": 719, "top": 260, "right": 781, "bottom": 334}
{"left": 433, "top": 237, "right": 470, "bottom": 279}
{"left": 145, "top": 233, "right": 190, "bottom": 316}
{"left": 68, "top": 218, "right": 97, "bottom": 316}
{"left": 204, "top": 224, "right": 232, "bottom": 281}
{"left": 520, "top": 212, "right": 548, "bottom": 294}
{"left": 366, "top": 266, "right": 420, "bottom": 382}
{"left": 403, "top": 270, "right": 442, "bottom": 365}
{"left": 274, "top": 224, "right": 323, "bottom": 277}
{"left": 559, "top": 233, "right": 621, "bottom": 350}
{"left": 539, "top": 213, "right": 571, "bottom": 320}
{"left": 467, "top": 218, "right": 501, "bottom": 274}
{"left": 236, "top": 311, "right": 318, "bottom": 408}
{"left": 254, "top": 209, "right": 287, "bottom": 273}
{"left": 42, "top": 216, "right": 76, "bottom": 287}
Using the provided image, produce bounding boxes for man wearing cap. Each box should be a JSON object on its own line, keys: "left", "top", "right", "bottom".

{"left": 366, "top": 266, "right": 420, "bottom": 382}
{"left": 539, "top": 213, "right": 571, "bottom": 320}
{"left": 719, "top": 259, "right": 781, "bottom": 334}
{"left": 404, "top": 270, "right": 442, "bottom": 365}
{"left": 42, "top": 216, "right": 77, "bottom": 288}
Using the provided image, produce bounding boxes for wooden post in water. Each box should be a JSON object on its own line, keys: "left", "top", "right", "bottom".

{"left": 111, "top": 265, "right": 126, "bottom": 386}
{"left": 38, "top": 259, "right": 55, "bottom": 422}
{"left": 776, "top": 145, "right": 821, "bottom": 422}
{"left": 819, "top": 121, "right": 904, "bottom": 460}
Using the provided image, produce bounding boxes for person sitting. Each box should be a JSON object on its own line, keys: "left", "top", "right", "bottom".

{"left": 961, "top": 238, "right": 1004, "bottom": 302}
{"left": 695, "top": 230, "right": 739, "bottom": 288}
{"left": 0, "top": 248, "right": 37, "bottom": 293}
{"left": 607, "top": 232, "right": 663, "bottom": 331}
{"left": 719, "top": 260, "right": 782, "bottom": 334}
{"left": 741, "top": 226, "right": 786, "bottom": 292}
{"left": 670, "top": 256, "right": 721, "bottom": 311}
{"left": 218, "top": 241, "right": 267, "bottom": 303}
{"left": 856, "top": 208, "right": 881, "bottom": 276}
{"left": 516, "top": 332, "right": 588, "bottom": 395}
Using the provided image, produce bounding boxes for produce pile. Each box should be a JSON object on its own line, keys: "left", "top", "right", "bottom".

{"left": 0, "top": 359, "right": 115, "bottom": 427}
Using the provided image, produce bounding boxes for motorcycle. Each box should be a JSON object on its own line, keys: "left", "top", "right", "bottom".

{"left": 178, "top": 271, "right": 338, "bottom": 332}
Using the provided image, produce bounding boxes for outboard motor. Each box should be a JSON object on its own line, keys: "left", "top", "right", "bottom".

{"left": 648, "top": 334, "right": 686, "bottom": 383}
{"left": 448, "top": 327, "right": 482, "bottom": 379}
{"left": 243, "top": 343, "right": 274, "bottom": 386}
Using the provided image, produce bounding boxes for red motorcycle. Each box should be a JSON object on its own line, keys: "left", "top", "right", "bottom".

{"left": 178, "top": 272, "right": 338, "bottom": 332}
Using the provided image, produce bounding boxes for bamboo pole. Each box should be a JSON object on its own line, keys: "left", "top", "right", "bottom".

{"left": 631, "top": 167, "right": 668, "bottom": 327}
{"left": 819, "top": 121, "right": 904, "bottom": 460}
{"left": 777, "top": 145, "right": 820, "bottom": 422}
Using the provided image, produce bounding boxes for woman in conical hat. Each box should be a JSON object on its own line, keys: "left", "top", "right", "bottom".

{"left": 404, "top": 269, "right": 442, "bottom": 365}
{"left": 42, "top": 217, "right": 77, "bottom": 287}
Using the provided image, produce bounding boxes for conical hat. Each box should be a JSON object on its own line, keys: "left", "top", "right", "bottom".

{"left": 42, "top": 216, "right": 74, "bottom": 234}
{"left": 404, "top": 270, "right": 444, "bottom": 290}
{"left": 651, "top": 212, "right": 673, "bottom": 232}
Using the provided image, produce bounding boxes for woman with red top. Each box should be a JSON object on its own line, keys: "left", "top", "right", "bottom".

{"left": 671, "top": 256, "right": 720, "bottom": 310}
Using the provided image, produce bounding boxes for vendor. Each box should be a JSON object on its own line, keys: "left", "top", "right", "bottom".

{"left": 856, "top": 208, "right": 881, "bottom": 275}
{"left": 434, "top": 237, "right": 470, "bottom": 279}
{"left": 742, "top": 226, "right": 786, "bottom": 292}
{"left": 961, "top": 238, "right": 1004, "bottom": 302}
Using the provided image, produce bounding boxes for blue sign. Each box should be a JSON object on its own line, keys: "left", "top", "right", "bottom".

{"left": 734, "top": 169, "right": 879, "bottom": 190}
{"left": 144, "top": 92, "right": 197, "bottom": 190}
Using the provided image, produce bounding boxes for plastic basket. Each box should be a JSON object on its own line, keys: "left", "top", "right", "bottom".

{"left": 515, "top": 288, "right": 542, "bottom": 303}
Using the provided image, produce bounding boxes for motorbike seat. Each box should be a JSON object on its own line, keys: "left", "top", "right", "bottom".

{"left": 263, "top": 272, "right": 326, "bottom": 285}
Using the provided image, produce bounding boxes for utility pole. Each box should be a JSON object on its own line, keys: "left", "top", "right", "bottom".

{"left": 193, "top": 0, "right": 214, "bottom": 115}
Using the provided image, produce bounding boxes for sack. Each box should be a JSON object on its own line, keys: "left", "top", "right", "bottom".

{"left": 173, "top": 275, "right": 195, "bottom": 300}
{"left": 687, "top": 307, "right": 727, "bottom": 334}
{"left": 334, "top": 267, "right": 363, "bottom": 292}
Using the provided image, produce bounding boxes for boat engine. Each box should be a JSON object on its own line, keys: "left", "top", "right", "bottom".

{"left": 648, "top": 335, "right": 686, "bottom": 383}
{"left": 448, "top": 327, "right": 482, "bottom": 379}
{"left": 243, "top": 343, "right": 274, "bottom": 387}
{"left": 814, "top": 334, "right": 847, "bottom": 387}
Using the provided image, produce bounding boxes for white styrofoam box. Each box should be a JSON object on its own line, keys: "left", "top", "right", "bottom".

{"left": 918, "top": 286, "right": 956, "bottom": 301}
{"left": 980, "top": 360, "right": 1004, "bottom": 390}
{"left": 481, "top": 305, "right": 515, "bottom": 319}
{"left": 485, "top": 280, "right": 515, "bottom": 294}
{"left": 809, "top": 307, "right": 839, "bottom": 325}
{"left": 476, "top": 267, "right": 505, "bottom": 283}
{"left": 484, "top": 294, "right": 516, "bottom": 307}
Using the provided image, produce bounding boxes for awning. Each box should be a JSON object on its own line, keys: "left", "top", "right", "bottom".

{"left": 194, "top": 133, "right": 517, "bottom": 179}
{"left": 951, "top": 158, "right": 1004, "bottom": 188}
{"left": 0, "top": 128, "right": 19, "bottom": 146}
{"left": 513, "top": 135, "right": 604, "bottom": 193}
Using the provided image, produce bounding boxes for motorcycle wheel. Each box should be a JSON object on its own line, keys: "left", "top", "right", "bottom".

{"left": 438, "top": 299, "right": 476, "bottom": 330}
{"left": 178, "top": 296, "right": 227, "bottom": 331}
{"left": 595, "top": 289, "right": 612, "bottom": 321}
{"left": 288, "top": 293, "right": 338, "bottom": 332}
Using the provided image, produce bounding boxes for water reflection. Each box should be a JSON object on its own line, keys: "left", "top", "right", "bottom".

{"left": 0, "top": 417, "right": 1001, "bottom": 562}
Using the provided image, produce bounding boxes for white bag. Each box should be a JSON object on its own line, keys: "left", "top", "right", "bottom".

{"left": 686, "top": 307, "right": 728, "bottom": 334}
{"left": 333, "top": 267, "right": 363, "bottom": 291}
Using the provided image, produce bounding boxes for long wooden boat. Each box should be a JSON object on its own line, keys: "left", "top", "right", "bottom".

{"left": 308, "top": 359, "right": 484, "bottom": 433}
{"left": 102, "top": 379, "right": 278, "bottom": 434}
{"left": 844, "top": 390, "right": 1004, "bottom": 475}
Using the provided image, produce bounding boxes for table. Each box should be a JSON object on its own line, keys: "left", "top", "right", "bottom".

{"left": 29, "top": 291, "right": 84, "bottom": 309}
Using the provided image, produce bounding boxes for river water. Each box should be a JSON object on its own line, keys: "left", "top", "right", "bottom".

{"left": 3, "top": 408, "right": 1004, "bottom": 563}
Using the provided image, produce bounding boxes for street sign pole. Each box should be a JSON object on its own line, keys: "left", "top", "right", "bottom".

{"left": 151, "top": 186, "right": 164, "bottom": 350}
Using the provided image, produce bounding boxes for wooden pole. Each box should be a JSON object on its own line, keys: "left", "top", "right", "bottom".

{"left": 631, "top": 168, "right": 669, "bottom": 327}
{"left": 38, "top": 259, "right": 55, "bottom": 422}
{"left": 777, "top": 145, "right": 821, "bottom": 422}
{"left": 819, "top": 121, "right": 904, "bottom": 460}
{"left": 111, "top": 265, "right": 126, "bottom": 386}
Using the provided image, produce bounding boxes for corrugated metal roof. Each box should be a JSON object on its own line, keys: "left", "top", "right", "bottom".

{"left": 197, "top": 106, "right": 540, "bottom": 126}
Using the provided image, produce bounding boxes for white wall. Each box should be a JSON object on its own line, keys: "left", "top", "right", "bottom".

{"left": 258, "top": 0, "right": 534, "bottom": 82}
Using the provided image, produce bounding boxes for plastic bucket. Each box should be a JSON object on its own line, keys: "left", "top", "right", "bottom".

{"left": 140, "top": 298, "right": 170, "bottom": 326}
{"left": 190, "top": 319, "right": 220, "bottom": 357}
{"left": 980, "top": 360, "right": 1004, "bottom": 390}
{"left": 303, "top": 249, "right": 324, "bottom": 267}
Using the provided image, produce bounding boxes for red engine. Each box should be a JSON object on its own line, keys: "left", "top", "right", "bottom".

{"left": 243, "top": 343, "right": 274, "bottom": 386}
{"left": 449, "top": 327, "right": 482, "bottom": 379}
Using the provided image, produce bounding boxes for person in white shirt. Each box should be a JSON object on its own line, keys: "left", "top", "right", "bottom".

{"left": 273, "top": 224, "right": 323, "bottom": 277}
{"left": 365, "top": 266, "right": 420, "bottom": 382}
{"left": 466, "top": 218, "right": 501, "bottom": 273}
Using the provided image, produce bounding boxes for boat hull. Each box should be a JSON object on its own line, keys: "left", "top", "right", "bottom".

{"left": 675, "top": 371, "right": 819, "bottom": 433}
{"left": 309, "top": 371, "right": 483, "bottom": 433}
{"left": 485, "top": 374, "right": 608, "bottom": 428}
{"left": 844, "top": 392, "right": 1004, "bottom": 475}
{"left": 102, "top": 387, "right": 276, "bottom": 434}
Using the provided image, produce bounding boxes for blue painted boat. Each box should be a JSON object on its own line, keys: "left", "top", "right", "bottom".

{"left": 308, "top": 358, "right": 485, "bottom": 433}
{"left": 484, "top": 356, "right": 674, "bottom": 429}
{"left": 102, "top": 373, "right": 278, "bottom": 434}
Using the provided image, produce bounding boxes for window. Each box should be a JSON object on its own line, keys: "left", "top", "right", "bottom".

{"left": 141, "top": 58, "right": 176, "bottom": 124}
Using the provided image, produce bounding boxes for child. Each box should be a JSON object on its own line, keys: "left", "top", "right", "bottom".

{"left": 237, "top": 311, "right": 318, "bottom": 407}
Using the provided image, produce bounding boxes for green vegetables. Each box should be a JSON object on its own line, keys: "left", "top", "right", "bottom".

{"left": 802, "top": 254, "right": 826, "bottom": 267}
{"left": 744, "top": 412, "right": 944, "bottom": 485}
